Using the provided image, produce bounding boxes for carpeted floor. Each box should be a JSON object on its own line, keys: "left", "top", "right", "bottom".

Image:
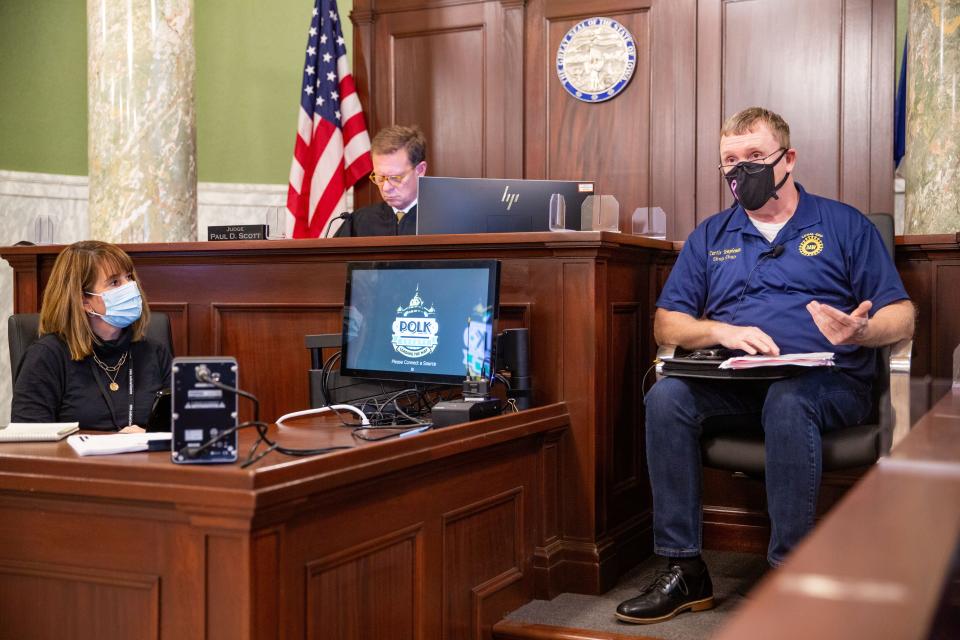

{"left": 503, "top": 550, "right": 771, "bottom": 639}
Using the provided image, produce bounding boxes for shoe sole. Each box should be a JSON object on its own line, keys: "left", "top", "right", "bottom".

{"left": 615, "top": 596, "right": 715, "bottom": 625}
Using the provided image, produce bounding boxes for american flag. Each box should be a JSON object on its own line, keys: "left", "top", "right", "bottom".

{"left": 287, "top": 0, "right": 372, "bottom": 238}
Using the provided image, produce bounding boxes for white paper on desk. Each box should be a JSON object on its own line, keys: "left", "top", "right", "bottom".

{"left": 68, "top": 433, "right": 171, "bottom": 456}
{"left": 719, "top": 352, "right": 835, "bottom": 370}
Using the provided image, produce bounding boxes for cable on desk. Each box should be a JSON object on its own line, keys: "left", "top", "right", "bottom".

{"left": 182, "top": 373, "right": 352, "bottom": 467}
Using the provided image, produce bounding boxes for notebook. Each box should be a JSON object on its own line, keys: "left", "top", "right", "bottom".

{"left": 67, "top": 432, "right": 171, "bottom": 456}
{"left": 0, "top": 422, "right": 80, "bottom": 442}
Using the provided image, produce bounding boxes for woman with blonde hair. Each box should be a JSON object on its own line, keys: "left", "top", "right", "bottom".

{"left": 12, "top": 240, "right": 171, "bottom": 431}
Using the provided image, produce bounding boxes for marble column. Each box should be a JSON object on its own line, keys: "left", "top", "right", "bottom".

{"left": 87, "top": 0, "right": 197, "bottom": 242}
{"left": 903, "top": 0, "right": 960, "bottom": 234}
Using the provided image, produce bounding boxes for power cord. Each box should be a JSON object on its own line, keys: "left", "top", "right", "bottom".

{"left": 641, "top": 362, "right": 659, "bottom": 400}
{"left": 181, "top": 372, "right": 352, "bottom": 467}
{"left": 276, "top": 404, "right": 370, "bottom": 427}
{"left": 349, "top": 386, "right": 437, "bottom": 441}
{"left": 320, "top": 351, "right": 342, "bottom": 405}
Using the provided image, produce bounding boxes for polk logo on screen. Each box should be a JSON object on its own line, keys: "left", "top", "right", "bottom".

{"left": 501, "top": 186, "right": 520, "bottom": 210}
{"left": 392, "top": 286, "right": 440, "bottom": 358}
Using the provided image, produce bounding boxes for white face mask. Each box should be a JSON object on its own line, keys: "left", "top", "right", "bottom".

{"left": 86, "top": 280, "right": 143, "bottom": 328}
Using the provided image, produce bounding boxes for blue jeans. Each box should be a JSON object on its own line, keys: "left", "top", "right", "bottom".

{"left": 644, "top": 367, "right": 872, "bottom": 566}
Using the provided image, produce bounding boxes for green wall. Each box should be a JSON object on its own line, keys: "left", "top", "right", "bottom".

{"left": 896, "top": 0, "right": 908, "bottom": 87}
{"left": 0, "top": 0, "right": 355, "bottom": 184}
{"left": 0, "top": 1, "right": 88, "bottom": 176}
{"left": 197, "top": 0, "right": 355, "bottom": 183}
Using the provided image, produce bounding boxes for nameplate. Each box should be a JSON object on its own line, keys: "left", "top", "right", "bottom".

{"left": 207, "top": 225, "right": 268, "bottom": 241}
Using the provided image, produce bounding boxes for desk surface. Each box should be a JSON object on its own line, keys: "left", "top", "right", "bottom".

{"left": 714, "top": 390, "right": 960, "bottom": 640}
{"left": 886, "top": 387, "right": 960, "bottom": 470}
{"left": 0, "top": 404, "right": 567, "bottom": 511}
{"left": 0, "top": 230, "right": 677, "bottom": 258}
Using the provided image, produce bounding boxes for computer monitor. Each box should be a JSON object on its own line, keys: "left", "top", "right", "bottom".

{"left": 416, "top": 176, "right": 595, "bottom": 235}
{"left": 340, "top": 260, "right": 501, "bottom": 386}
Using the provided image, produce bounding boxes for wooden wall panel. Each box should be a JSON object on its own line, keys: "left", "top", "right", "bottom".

{"left": 442, "top": 490, "right": 523, "bottom": 638}
{"left": 694, "top": 0, "right": 895, "bottom": 236}
{"left": 606, "top": 302, "right": 645, "bottom": 537}
{"left": 896, "top": 238, "right": 960, "bottom": 420}
{"left": 0, "top": 494, "right": 207, "bottom": 640}
{"left": 931, "top": 262, "right": 960, "bottom": 381}
{"left": 150, "top": 302, "right": 189, "bottom": 356}
{"left": 525, "top": 0, "right": 697, "bottom": 234}
{"left": 306, "top": 530, "right": 419, "bottom": 640}
{"left": 544, "top": 8, "right": 651, "bottom": 231}
{"left": 251, "top": 530, "right": 281, "bottom": 639}
{"left": 206, "top": 533, "right": 250, "bottom": 639}
{"left": 394, "top": 26, "right": 485, "bottom": 177}
{"left": 500, "top": 260, "right": 564, "bottom": 408}
{"left": 356, "top": 0, "right": 891, "bottom": 238}
{"left": 724, "top": 0, "right": 843, "bottom": 198}
{"left": 212, "top": 304, "right": 343, "bottom": 423}
{"left": 0, "top": 562, "right": 159, "bottom": 640}
{"left": 356, "top": 0, "right": 524, "bottom": 199}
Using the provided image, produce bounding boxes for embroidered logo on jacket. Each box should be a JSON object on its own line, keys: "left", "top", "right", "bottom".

{"left": 798, "top": 233, "right": 824, "bottom": 257}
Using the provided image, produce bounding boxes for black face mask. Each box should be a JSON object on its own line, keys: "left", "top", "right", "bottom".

{"left": 723, "top": 148, "right": 789, "bottom": 211}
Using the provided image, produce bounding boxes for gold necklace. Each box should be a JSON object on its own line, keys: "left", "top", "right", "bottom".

{"left": 92, "top": 351, "right": 128, "bottom": 392}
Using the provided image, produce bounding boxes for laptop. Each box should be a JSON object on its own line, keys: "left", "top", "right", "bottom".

{"left": 660, "top": 348, "right": 798, "bottom": 380}
{"left": 416, "top": 176, "right": 595, "bottom": 235}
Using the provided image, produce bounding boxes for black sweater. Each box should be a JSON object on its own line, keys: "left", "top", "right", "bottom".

{"left": 11, "top": 331, "right": 172, "bottom": 430}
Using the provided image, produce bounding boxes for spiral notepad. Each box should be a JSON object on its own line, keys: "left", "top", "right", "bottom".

{"left": 0, "top": 423, "right": 79, "bottom": 442}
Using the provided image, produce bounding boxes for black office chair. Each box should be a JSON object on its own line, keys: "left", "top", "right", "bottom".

{"left": 8, "top": 312, "right": 173, "bottom": 385}
{"left": 656, "top": 213, "right": 912, "bottom": 474}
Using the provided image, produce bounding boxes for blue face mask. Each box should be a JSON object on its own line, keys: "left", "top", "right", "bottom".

{"left": 86, "top": 280, "right": 143, "bottom": 329}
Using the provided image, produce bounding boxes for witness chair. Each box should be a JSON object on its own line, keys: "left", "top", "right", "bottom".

{"left": 8, "top": 312, "right": 173, "bottom": 385}
{"left": 656, "top": 213, "right": 912, "bottom": 474}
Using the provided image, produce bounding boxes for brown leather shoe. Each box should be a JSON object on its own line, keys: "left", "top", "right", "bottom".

{"left": 615, "top": 561, "right": 714, "bottom": 624}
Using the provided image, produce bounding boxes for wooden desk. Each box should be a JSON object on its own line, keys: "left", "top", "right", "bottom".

{"left": 713, "top": 391, "right": 960, "bottom": 640}
{"left": 0, "top": 404, "right": 568, "bottom": 640}
{"left": 1, "top": 234, "right": 676, "bottom": 595}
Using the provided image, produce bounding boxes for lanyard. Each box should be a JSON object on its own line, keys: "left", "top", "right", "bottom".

{"left": 126, "top": 360, "right": 135, "bottom": 427}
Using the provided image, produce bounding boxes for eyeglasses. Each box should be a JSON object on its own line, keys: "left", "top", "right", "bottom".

{"left": 369, "top": 168, "right": 415, "bottom": 187}
{"left": 718, "top": 148, "right": 787, "bottom": 175}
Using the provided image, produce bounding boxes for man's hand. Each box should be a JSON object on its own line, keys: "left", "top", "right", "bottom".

{"left": 713, "top": 324, "right": 781, "bottom": 356}
{"left": 806, "top": 300, "right": 871, "bottom": 345}
{"left": 654, "top": 308, "right": 780, "bottom": 355}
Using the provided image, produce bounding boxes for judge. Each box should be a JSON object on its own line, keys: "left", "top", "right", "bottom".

{"left": 335, "top": 125, "right": 427, "bottom": 237}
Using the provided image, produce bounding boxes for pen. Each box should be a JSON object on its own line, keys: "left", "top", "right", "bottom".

{"left": 398, "top": 425, "right": 431, "bottom": 438}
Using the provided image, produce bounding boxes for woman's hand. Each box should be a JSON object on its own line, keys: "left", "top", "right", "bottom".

{"left": 118, "top": 425, "right": 146, "bottom": 434}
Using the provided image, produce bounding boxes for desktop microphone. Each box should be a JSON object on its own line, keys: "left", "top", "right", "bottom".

{"left": 730, "top": 244, "right": 784, "bottom": 323}
{"left": 322, "top": 211, "right": 352, "bottom": 238}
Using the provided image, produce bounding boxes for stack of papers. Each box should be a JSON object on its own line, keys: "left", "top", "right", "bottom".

{"left": 0, "top": 422, "right": 79, "bottom": 442}
{"left": 719, "top": 352, "right": 835, "bottom": 370}
{"left": 67, "top": 433, "right": 171, "bottom": 456}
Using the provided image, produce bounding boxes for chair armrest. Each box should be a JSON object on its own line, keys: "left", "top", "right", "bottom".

{"left": 655, "top": 345, "right": 678, "bottom": 379}
{"left": 888, "top": 338, "right": 913, "bottom": 451}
